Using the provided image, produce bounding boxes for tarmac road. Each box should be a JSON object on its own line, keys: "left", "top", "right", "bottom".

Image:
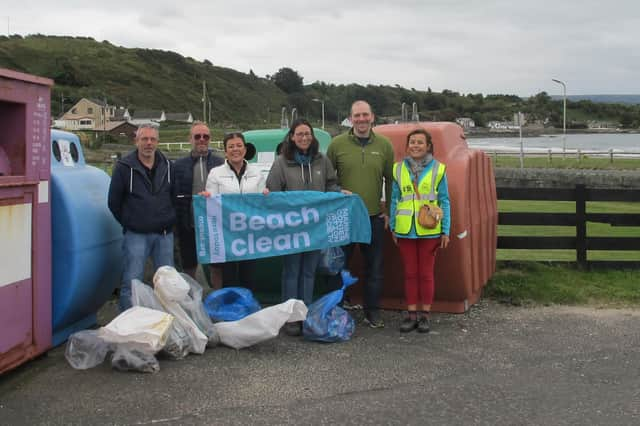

{"left": 1, "top": 299, "right": 639, "bottom": 425}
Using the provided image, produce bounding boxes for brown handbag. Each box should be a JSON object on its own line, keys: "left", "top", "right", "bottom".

{"left": 412, "top": 172, "right": 442, "bottom": 229}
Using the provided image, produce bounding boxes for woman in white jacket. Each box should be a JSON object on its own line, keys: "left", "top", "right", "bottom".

{"left": 205, "top": 132, "right": 265, "bottom": 195}
{"left": 204, "top": 132, "right": 267, "bottom": 288}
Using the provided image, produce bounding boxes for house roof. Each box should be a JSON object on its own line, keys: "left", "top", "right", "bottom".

{"left": 111, "top": 110, "right": 129, "bottom": 120}
{"left": 87, "top": 98, "right": 108, "bottom": 107}
{"left": 165, "top": 112, "right": 191, "bottom": 121}
{"left": 132, "top": 110, "right": 164, "bottom": 119}
{"left": 98, "top": 121, "right": 138, "bottom": 132}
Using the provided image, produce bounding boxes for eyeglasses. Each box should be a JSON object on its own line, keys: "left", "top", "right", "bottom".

{"left": 294, "top": 132, "right": 312, "bottom": 138}
{"left": 193, "top": 134, "right": 210, "bottom": 141}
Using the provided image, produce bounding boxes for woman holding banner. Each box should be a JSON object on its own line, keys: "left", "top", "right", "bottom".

{"left": 390, "top": 129, "right": 450, "bottom": 334}
{"left": 266, "top": 118, "right": 346, "bottom": 336}
{"left": 204, "top": 132, "right": 266, "bottom": 289}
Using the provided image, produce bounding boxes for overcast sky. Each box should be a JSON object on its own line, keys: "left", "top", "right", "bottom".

{"left": 4, "top": 0, "right": 638, "bottom": 96}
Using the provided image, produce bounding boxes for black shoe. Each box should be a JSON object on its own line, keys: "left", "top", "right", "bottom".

{"left": 283, "top": 321, "right": 302, "bottom": 336}
{"left": 399, "top": 317, "right": 418, "bottom": 333}
{"left": 364, "top": 311, "right": 385, "bottom": 329}
{"left": 417, "top": 316, "right": 430, "bottom": 333}
{"left": 342, "top": 300, "right": 362, "bottom": 311}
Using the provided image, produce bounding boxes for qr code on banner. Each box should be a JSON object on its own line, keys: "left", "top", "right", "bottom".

{"left": 326, "top": 208, "right": 350, "bottom": 243}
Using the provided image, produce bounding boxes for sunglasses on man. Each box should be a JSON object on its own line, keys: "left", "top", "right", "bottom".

{"left": 193, "top": 134, "right": 211, "bottom": 141}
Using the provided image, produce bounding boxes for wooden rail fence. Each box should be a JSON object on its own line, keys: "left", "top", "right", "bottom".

{"left": 497, "top": 184, "right": 640, "bottom": 269}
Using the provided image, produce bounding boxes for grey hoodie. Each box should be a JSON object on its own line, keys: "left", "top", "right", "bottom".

{"left": 266, "top": 152, "right": 340, "bottom": 193}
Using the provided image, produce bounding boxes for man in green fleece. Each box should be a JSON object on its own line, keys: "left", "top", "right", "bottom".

{"left": 326, "top": 100, "right": 394, "bottom": 328}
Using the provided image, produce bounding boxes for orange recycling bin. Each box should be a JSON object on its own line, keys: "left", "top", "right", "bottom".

{"left": 347, "top": 122, "right": 497, "bottom": 313}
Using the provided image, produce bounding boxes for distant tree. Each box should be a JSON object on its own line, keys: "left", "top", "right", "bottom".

{"left": 203, "top": 59, "right": 213, "bottom": 66}
{"left": 471, "top": 113, "right": 485, "bottom": 127}
{"left": 620, "top": 113, "right": 634, "bottom": 129}
{"left": 271, "top": 67, "right": 304, "bottom": 94}
{"left": 423, "top": 91, "right": 445, "bottom": 110}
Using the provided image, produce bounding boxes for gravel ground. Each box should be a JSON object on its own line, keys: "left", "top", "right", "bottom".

{"left": 1, "top": 299, "right": 639, "bottom": 425}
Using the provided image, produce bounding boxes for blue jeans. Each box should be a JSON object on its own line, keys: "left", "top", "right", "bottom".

{"left": 281, "top": 250, "right": 321, "bottom": 306}
{"left": 119, "top": 230, "right": 174, "bottom": 312}
{"left": 329, "top": 215, "right": 385, "bottom": 312}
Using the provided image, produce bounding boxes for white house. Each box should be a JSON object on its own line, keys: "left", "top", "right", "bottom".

{"left": 455, "top": 117, "right": 476, "bottom": 130}
{"left": 129, "top": 110, "right": 166, "bottom": 126}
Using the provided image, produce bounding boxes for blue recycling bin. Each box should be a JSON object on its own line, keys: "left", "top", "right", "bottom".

{"left": 50, "top": 129, "right": 122, "bottom": 345}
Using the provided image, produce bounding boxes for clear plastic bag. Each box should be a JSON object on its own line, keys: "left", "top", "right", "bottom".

{"left": 204, "top": 287, "right": 261, "bottom": 322}
{"left": 303, "top": 270, "right": 358, "bottom": 342}
{"left": 131, "top": 279, "right": 190, "bottom": 360}
{"left": 153, "top": 267, "right": 208, "bottom": 354}
{"left": 317, "top": 246, "right": 345, "bottom": 276}
{"left": 65, "top": 329, "right": 114, "bottom": 370}
{"left": 111, "top": 345, "right": 160, "bottom": 374}
{"left": 178, "top": 273, "right": 220, "bottom": 347}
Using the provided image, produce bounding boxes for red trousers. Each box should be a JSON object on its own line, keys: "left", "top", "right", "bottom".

{"left": 397, "top": 237, "right": 440, "bottom": 306}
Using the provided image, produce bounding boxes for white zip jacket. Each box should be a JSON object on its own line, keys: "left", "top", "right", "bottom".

{"left": 205, "top": 160, "right": 266, "bottom": 194}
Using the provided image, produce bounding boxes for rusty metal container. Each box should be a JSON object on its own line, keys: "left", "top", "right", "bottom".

{"left": 0, "top": 68, "right": 53, "bottom": 374}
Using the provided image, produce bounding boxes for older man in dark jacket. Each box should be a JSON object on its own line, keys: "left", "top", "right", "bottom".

{"left": 172, "top": 121, "right": 224, "bottom": 283}
{"left": 108, "top": 124, "right": 176, "bottom": 312}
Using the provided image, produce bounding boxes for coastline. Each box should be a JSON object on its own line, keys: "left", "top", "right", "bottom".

{"left": 465, "top": 128, "right": 639, "bottom": 138}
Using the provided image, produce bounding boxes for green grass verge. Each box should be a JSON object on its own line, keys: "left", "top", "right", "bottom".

{"left": 497, "top": 199, "right": 640, "bottom": 261}
{"left": 485, "top": 262, "right": 640, "bottom": 307}
{"left": 491, "top": 155, "right": 640, "bottom": 170}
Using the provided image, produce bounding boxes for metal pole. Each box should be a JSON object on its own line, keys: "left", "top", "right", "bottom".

{"left": 518, "top": 111, "right": 524, "bottom": 169}
{"left": 552, "top": 79, "right": 567, "bottom": 159}
{"left": 103, "top": 96, "right": 107, "bottom": 146}
{"left": 208, "top": 100, "right": 212, "bottom": 124}
{"left": 312, "top": 98, "right": 325, "bottom": 129}
{"left": 202, "top": 81, "right": 206, "bottom": 122}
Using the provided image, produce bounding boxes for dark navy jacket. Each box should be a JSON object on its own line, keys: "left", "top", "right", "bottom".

{"left": 108, "top": 149, "right": 176, "bottom": 233}
{"left": 172, "top": 150, "right": 223, "bottom": 229}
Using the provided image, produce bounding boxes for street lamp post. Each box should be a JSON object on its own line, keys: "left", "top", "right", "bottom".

{"left": 551, "top": 78, "right": 567, "bottom": 158}
{"left": 312, "top": 98, "right": 325, "bottom": 129}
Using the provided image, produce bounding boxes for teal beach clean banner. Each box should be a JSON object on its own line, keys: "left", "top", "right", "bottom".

{"left": 193, "top": 192, "right": 371, "bottom": 263}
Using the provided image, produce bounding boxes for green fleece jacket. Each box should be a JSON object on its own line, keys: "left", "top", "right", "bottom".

{"left": 326, "top": 129, "right": 394, "bottom": 216}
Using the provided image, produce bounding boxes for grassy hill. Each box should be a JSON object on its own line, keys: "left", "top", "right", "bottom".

{"left": 2, "top": 34, "right": 640, "bottom": 129}
{"left": 0, "top": 34, "right": 287, "bottom": 126}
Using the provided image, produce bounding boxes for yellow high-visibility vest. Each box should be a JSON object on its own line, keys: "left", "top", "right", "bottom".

{"left": 393, "top": 159, "right": 446, "bottom": 236}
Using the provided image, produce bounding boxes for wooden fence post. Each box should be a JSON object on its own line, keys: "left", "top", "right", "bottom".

{"left": 575, "top": 184, "right": 587, "bottom": 268}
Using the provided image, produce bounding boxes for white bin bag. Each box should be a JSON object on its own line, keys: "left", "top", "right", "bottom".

{"left": 214, "top": 299, "right": 308, "bottom": 349}
{"left": 99, "top": 306, "right": 173, "bottom": 353}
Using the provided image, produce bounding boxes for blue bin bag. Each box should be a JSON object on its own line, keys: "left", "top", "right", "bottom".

{"left": 204, "top": 287, "right": 262, "bottom": 322}
{"left": 303, "top": 270, "right": 358, "bottom": 343}
{"left": 316, "top": 246, "right": 345, "bottom": 276}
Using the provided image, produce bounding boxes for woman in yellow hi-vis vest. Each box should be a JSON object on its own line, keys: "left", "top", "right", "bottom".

{"left": 389, "top": 129, "right": 450, "bottom": 333}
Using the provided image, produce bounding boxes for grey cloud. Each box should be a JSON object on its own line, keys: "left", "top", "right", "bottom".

{"left": 5, "top": 0, "right": 640, "bottom": 95}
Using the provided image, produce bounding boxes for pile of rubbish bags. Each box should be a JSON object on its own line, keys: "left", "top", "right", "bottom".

{"left": 65, "top": 266, "right": 309, "bottom": 373}
{"left": 65, "top": 259, "right": 360, "bottom": 373}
